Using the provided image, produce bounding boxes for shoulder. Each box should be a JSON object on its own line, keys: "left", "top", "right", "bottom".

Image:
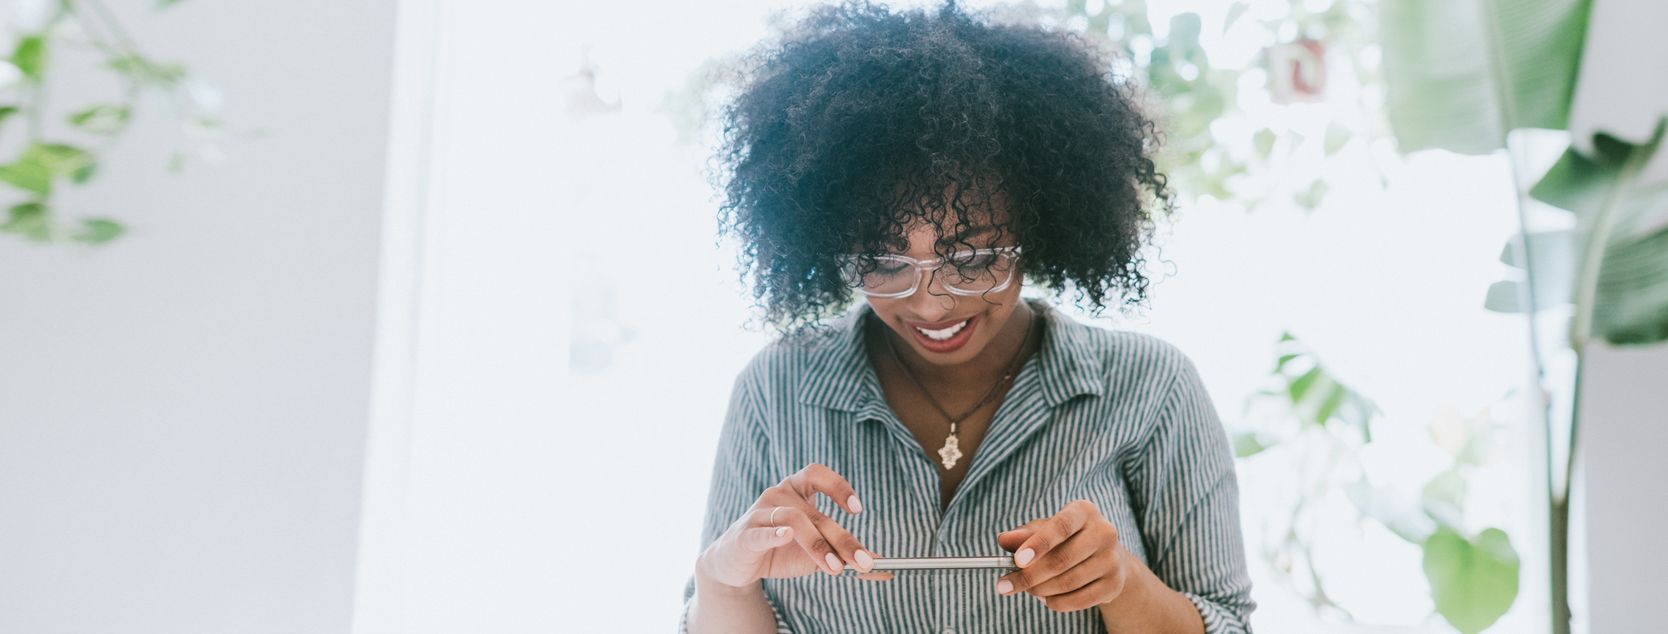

{"left": 1046, "top": 308, "right": 1196, "bottom": 392}
{"left": 731, "top": 311, "right": 861, "bottom": 399}
{"left": 733, "top": 332, "right": 831, "bottom": 389}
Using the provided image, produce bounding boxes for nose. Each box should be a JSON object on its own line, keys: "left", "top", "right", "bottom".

{"left": 905, "top": 267, "right": 957, "bottom": 319}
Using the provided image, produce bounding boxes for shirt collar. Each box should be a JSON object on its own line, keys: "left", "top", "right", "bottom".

{"left": 794, "top": 298, "right": 1105, "bottom": 413}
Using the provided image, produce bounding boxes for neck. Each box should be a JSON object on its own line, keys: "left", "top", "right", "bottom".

{"left": 882, "top": 299, "right": 1040, "bottom": 389}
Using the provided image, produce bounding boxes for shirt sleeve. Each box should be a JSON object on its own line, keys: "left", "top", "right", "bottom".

{"left": 678, "top": 364, "right": 794, "bottom": 634}
{"left": 1124, "top": 354, "right": 1256, "bottom": 633}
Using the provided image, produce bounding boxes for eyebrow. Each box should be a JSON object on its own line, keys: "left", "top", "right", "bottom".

{"left": 936, "top": 226, "right": 995, "bottom": 245}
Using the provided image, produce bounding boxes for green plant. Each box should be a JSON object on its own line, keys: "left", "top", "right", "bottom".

{"left": 1237, "top": 332, "right": 1521, "bottom": 633}
{"left": 1014, "top": 0, "right": 1386, "bottom": 212}
{"left": 0, "top": 0, "right": 223, "bottom": 245}
{"left": 1379, "top": 1, "right": 1668, "bottom": 632}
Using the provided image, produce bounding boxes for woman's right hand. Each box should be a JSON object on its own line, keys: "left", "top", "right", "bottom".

{"left": 697, "top": 463, "right": 893, "bottom": 588}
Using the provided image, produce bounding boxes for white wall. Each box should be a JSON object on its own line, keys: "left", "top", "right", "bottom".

{"left": 1579, "top": 343, "right": 1668, "bottom": 633}
{"left": 0, "top": 2, "right": 395, "bottom": 633}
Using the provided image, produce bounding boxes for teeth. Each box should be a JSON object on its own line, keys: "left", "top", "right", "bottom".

{"left": 915, "top": 319, "right": 969, "bottom": 341}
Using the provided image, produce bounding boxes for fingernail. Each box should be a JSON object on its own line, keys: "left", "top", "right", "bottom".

{"left": 775, "top": 526, "right": 789, "bottom": 537}
{"left": 825, "top": 553, "right": 843, "bottom": 572}
{"left": 854, "top": 549, "right": 875, "bottom": 571}
{"left": 996, "top": 579, "right": 1013, "bottom": 595}
{"left": 848, "top": 495, "right": 863, "bottom": 514}
{"left": 1016, "top": 548, "right": 1035, "bottom": 567}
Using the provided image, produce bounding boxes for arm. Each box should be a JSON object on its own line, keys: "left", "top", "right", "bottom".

{"left": 991, "top": 355, "right": 1253, "bottom": 631}
{"left": 681, "top": 361, "right": 880, "bottom": 632}
{"left": 1113, "top": 355, "right": 1255, "bottom": 633}
{"left": 679, "top": 369, "right": 793, "bottom": 634}
{"left": 1094, "top": 549, "right": 1209, "bottom": 632}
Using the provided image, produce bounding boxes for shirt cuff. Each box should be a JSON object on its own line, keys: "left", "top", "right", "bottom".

{"left": 1180, "top": 591, "right": 1253, "bottom": 634}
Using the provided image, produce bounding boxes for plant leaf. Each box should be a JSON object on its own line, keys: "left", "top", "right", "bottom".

{"left": 72, "top": 218, "right": 124, "bottom": 245}
{"left": 0, "top": 158, "right": 53, "bottom": 196}
{"left": 1591, "top": 221, "right": 1668, "bottom": 344}
{"left": 68, "top": 104, "right": 132, "bottom": 135}
{"left": 1324, "top": 122, "right": 1351, "bottom": 155}
{"left": 0, "top": 143, "right": 97, "bottom": 197}
{"left": 1528, "top": 124, "right": 1668, "bottom": 346}
{"left": 1232, "top": 431, "right": 1275, "bottom": 458}
{"left": 1294, "top": 179, "right": 1329, "bottom": 210}
{"left": 1423, "top": 527, "right": 1521, "bottom": 634}
{"left": 1222, "top": 1, "right": 1250, "bottom": 34}
{"left": 10, "top": 35, "right": 45, "bottom": 81}
{"left": 108, "top": 55, "right": 186, "bottom": 87}
{"left": 1252, "top": 128, "right": 1276, "bottom": 159}
{"left": 1485, "top": 229, "right": 1577, "bottom": 313}
{"left": 1381, "top": 0, "right": 1592, "bottom": 154}
{"left": 0, "top": 202, "right": 51, "bottom": 241}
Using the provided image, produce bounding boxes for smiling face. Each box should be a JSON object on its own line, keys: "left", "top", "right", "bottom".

{"left": 862, "top": 207, "right": 1030, "bottom": 371}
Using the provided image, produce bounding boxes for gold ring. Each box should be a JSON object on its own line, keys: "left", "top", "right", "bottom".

{"left": 769, "top": 506, "right": 784, "bottom": 526}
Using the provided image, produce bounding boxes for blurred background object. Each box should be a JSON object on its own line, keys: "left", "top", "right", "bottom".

{"left": 1, "top": 1, "right": 1663, "bottom": 633}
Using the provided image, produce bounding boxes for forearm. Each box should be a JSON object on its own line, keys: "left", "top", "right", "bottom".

{"left": 687, "top": 558, "right": 778, "bottom": 634}
{"left": 1097, "top": 555, "right": 1204, "bottom": 634}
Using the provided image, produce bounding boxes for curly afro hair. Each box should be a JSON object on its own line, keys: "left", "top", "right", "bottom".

{"left": 714, "top": 0, "right": 1172, "bottom": 335}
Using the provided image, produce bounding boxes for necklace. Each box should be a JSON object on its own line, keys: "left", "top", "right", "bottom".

{"left": 881, "top": 304, "right": 1039, "bottom": 470}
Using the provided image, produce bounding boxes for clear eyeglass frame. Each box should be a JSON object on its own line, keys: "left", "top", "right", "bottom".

{"left": 837, "top": 245, "right": 1023, "bottom": 299}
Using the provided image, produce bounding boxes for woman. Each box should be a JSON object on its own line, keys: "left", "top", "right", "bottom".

{"left": 681, "top": 2, "right": 1253, "bottom": 632}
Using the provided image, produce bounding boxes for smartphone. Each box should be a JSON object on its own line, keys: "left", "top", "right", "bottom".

{"left": 844, "top": 555, "right": 1016, "bottom": 573}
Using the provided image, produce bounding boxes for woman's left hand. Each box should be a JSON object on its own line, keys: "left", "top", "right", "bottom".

{"left": 995, "top": 499, "right": 1129, "bottom": 612}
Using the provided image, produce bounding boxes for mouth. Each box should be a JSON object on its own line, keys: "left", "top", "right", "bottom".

{"left": 906, "top": 314, "right": 979, "bottom": 353}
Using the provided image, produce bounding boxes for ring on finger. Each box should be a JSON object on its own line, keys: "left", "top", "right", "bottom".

{"left": 769, "top": 506, "right": 784, "bottom": 526}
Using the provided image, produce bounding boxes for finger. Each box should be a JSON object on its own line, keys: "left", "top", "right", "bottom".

{"left": 1013, "top": 501, "right": 1095, "bottom": 569}
{"left": 856, "top": 571, "right": 895, "bottom": 582}
{"left": 738, "top": 525, "right": 796, "bottom": 553}
{"left": 776, "top": 504, "right": 879, "bottom": 576}
{"left": 771, "top": 506, "right": 843, "bottom": 576}
{"left": 996, "top": 519, "right": 1044, "bottom": 551}
{"left": 999, "top": 529, "right": 1102, "bottom": 595}
{"left": 1027, "top": 546, "right": 1116, "bottom": 597}
{"left": 1040, "top": 575, "right": 1122, "bottom": 612}
{"left": 796, "top": 499, "right": 877, "bottom": 573}
{"left": 783, "top": 463, "right": 864, "bottom": 515}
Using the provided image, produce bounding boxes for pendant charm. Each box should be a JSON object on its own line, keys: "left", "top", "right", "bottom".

{"left": 937, "top": 434, "right": 963, "bottom": 470}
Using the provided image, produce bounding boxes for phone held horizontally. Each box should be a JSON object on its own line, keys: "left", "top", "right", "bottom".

{"left": 841, "top": 556, "right": 1016, "bottom": 574}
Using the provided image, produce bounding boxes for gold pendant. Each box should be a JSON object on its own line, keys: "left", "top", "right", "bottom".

{"left": 937, "top": 433, "right": 963, "bottom": 470}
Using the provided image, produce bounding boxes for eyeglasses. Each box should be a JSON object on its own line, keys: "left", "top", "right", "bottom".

{"left": 837, "top": 246, "right": 1022, "bottom": 299}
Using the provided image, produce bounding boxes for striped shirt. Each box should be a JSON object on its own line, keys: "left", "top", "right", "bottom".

{"left": 681, "top": 298, "right": 1254, "bottom": 633}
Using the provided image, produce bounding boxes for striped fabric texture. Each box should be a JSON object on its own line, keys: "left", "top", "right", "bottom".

{"left": 681, "top": 299, "right": 1254, "bottom": 633}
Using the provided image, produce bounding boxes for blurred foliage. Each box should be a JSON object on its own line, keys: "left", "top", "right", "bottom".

{"left": 1379, "top": 0, "right": 1588, "bottom": 155}
{"left": 1237, "top": 331, "right": 1520, "bottom": 632}
{"left": 1035, "top": 0, "right": 1384, "bottom": 212}
{"left": 1424, "top": 527, "right": 1522, "bottom": 634}
{"left": 0, "top": 0, "right": 228, "bottom": 246}
{"left": 1485, "top": 124, "right": 1668, "bottom": 347}
{"left": 1380, "top": 0, "right": 1667, "bottom": 632}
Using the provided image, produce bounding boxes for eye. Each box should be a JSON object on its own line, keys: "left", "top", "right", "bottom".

{"left": 948, "top": 250, "right": 997, "bottom": 268}
{"left": 852, "top": 256, "right": 905, "bottom": 275}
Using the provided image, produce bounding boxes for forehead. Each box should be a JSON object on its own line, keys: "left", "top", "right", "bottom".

{"left": 900, "top": 184, "right": 1009, "bottom": 231}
